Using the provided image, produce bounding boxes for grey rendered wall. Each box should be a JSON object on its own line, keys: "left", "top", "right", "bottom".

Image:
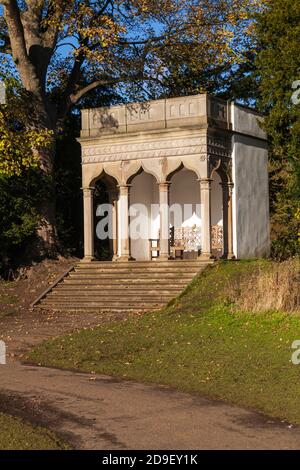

{"left": 232, "top": 105, "right": 270, "bottom": 258}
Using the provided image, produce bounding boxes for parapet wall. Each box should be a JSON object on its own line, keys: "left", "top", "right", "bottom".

{"left": 80, "top": 94, "right": 234, "bottom": 138}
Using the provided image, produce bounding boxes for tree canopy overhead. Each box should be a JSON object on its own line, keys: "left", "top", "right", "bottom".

{"left": 0, "top": 1, "right": 258, "bottom": 127}
{"left": 0, "top": 0, "right": 259, "bottom": 253}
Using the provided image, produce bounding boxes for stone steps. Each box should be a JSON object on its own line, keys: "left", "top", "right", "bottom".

{"left": 50, "top": 288, "right": 182, "bottom": 295}
{"left": 77, "top": 261, "right": 201, "bottom": 264}
{"left": 53, "top": 288, "right": 182, "bottom": 294}
{"left": 38, "top": 260, "right": 212, "bottom": 312}
{"left": 63, "top": 274, "right": 198, "bottom": 281}
{"left": 45, "top": 292, "right": 177, "bottom": 299}
{"left": 41, "top": 302, "right": 169, "bottom": 307}
{"left": 61, "top": 281, "right": 191, "bottom": 287}
{"left": 39, "top": 306, "right": 157, "bottom": 313}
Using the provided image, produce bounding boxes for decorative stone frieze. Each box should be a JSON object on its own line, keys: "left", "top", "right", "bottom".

{"left": 82, "top": 136, "right": 207, "bottom": 164}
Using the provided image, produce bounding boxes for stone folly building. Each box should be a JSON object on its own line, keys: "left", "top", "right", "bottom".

{"left": 78, "top": 94, "right": 270, "bottom": 263}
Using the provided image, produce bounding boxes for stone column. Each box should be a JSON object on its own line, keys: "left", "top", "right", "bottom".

{"left": 221, "top": 181, "right": 235, "bottom": 259}
{"left": 199, "top": 178, "right": 212, "bottom": 259}
{"left": 118, "top": 185, "right": 132, "bottom": 261}
{"left": 108, "top": 189, "right": 118, "bottom": 261}
{"left": 221, "top": 182, "right": 229, "bottom": 258}
{"left": 227, "top": 182, "right": 235, "bottom": 259}
{"left": 159, "top": 182, "right": 170, "bottom": 260}
{"left": 112, "top": 197, "right": 118, "bottom": 261}
{"left": 82, "top": 187, "right": 95, "bottom": 262}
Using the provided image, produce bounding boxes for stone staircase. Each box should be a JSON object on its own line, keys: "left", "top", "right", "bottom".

{"left": 38, "top": 260, "right": 212, "bottom": 313}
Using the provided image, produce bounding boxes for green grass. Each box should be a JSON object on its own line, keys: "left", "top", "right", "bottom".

{"left": 27, "top": 260, "right": 300, "bottom": 424}
{"left": 0, "top": 412, "right": 70, "bottom": 450}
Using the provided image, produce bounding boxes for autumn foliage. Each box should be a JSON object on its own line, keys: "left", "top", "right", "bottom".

{"left": 0, "top": 81, "right": 52, "bottom": 176}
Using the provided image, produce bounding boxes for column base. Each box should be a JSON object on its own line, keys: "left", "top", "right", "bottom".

{"left": 220, "top": 253, "right": 236, "bottom": 260}
{"left": 81, "top": 256, "right": 95, "bottom": 263}
{"left": 117, "top": 256, "right": 135, "bottom": 262}
{"left": 158, "top": 254, "right": 172, "bottom": 261}
{"left": 198, "top": 252, "right": 214, "bottom": 261}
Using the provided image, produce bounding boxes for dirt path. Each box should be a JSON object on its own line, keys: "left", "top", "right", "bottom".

{"left": 1, "top": 260, "right": 300, "bottom": 450}
{"left": 0, "top": 259, "right": 130, "bottom": 360}
{"left": 0, "top": 307, "right": 129, "bottom": 359}
{"left": 1, "top": 362, "right": 300, "bottom": 450}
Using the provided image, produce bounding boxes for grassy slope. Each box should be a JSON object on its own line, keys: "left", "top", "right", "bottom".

{"left": 28, "top": 260, "right": 300, "bottom": 424}
{"left": 0, "top": 412, "right": 69, "bottom": 450}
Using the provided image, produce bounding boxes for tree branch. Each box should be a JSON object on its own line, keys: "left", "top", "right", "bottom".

{"left": 41, "top": 1, "right": 68, "bottom": 50}
{"left": 3, "top": 0, "right": 27, "bottom": 59}
{"left": 54, "top": 42, "right": 77, "bottom": 52}
{"left": 3, "top": 0, "right": 39, "bottom": 91}
{"left": 70, "top": 75, "right": 143, "bottom": 104}
{"left": 118, "top": 35, "right": 167, "bottom": 46}
{"left": 98, "top": 0, "right": 113, "bottom": 16}
{"left": 21, "top": 0, "right": 44, "bottom": 50}
{"left": 70, "top": 79, "right": 118, "bottom": 104}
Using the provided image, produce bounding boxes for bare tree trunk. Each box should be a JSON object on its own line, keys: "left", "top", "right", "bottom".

{"left": 2, "top": 2, "right": 71, "bottom": 258}
{"left": 36, "top": 195, "right": 57, "bottom": 256}
{"left": 35, "top": 131, "right": 60, "bottom": 257}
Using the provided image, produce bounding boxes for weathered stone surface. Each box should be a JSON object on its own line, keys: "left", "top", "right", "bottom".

{"left": 39, "top": 260, "right": 212, "bottom": 312}
{"left": 79, "top": 93, "right": 270, "bottom": 261}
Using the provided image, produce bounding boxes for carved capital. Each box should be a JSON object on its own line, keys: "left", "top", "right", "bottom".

{"left": 118, "top": 184, "right": 131, "bottom": 196}
{"left": 199, "top": 178, "right": 212, "bottom": 190}
{"left": 158, "top": 182, "right": 170, "bottom": 192}
{"left": 82, "top": 187, "right": 94, "bottom": 198}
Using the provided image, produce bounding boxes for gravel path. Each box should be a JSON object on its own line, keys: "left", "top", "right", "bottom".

{"left": 0, "top": 362, "right": 299, "bottom": 450}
